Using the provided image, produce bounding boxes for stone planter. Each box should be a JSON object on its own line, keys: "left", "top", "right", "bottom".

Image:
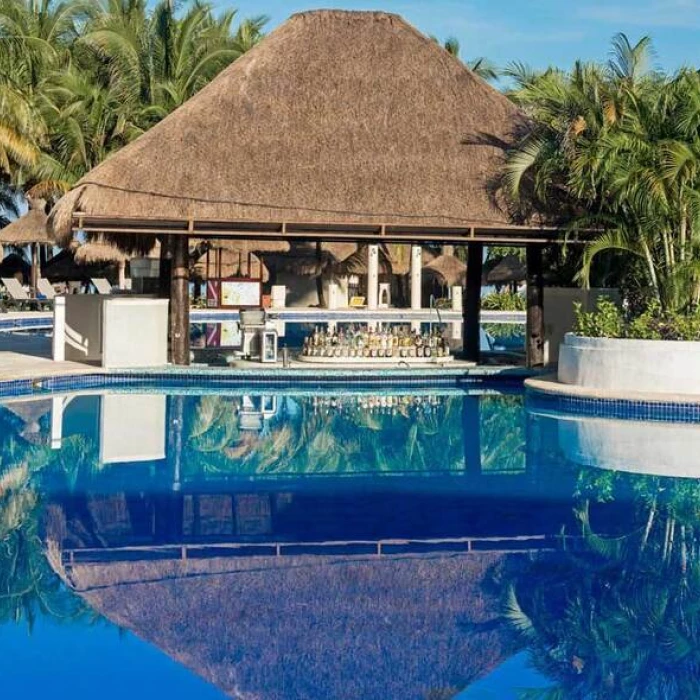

{"left": 558, "top": 333, "right": 700, "bottom": 395}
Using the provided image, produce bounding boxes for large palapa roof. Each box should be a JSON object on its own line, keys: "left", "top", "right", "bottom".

{"left": 51, "top": 10, "right": 527, "bottom": 245}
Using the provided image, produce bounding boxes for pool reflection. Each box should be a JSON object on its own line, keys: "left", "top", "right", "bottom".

{"left": 1, "top": 388, "right": 699, "bottom": 698}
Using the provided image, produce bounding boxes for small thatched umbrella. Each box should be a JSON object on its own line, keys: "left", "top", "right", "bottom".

{"left": 43, "top": 248, "right": 115, "bottom": 285}
{"left": 423, "top": 254, "right": 467, "bottom": 288}
{"left": 484, "top": 254, "right": 526, "bottom": 287}
{"left": 3, "top": 399, "right": 52, "bottom": 445}
{"left": 192, "top": 240, "right": 277, "bottom": 282}
{"left": 74, "top": 239, "right": 130, "bottom": 289}
{"left": 335, "top": 245, "right": 396, "bottom": 276}
{"left": 263, "top": 242, "right": 356, "bottom": 277}
{"left": 0, "top": 198, "right": 53, "bottom": 293}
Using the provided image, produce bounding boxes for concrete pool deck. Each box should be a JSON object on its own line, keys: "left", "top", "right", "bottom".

{"left": 526, "top": 374, "right": 700, "bottom": 406}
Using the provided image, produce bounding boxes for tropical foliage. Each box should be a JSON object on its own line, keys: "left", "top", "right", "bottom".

{"left": 505, "top": 34, "right": 700, "bottom": 312}
{"left": 0, "top": 0, "right": 266, "bottom": 200}
{"left": 182, "top": 392, "right": 526, "bottom": 477}
{"left": 482, "top": 290, "right": 526, "bottom": 311}
{"left": 504, "top": 468, "right": 700, "bottom": 699}
{"left": 574, "top": 296, "right": 700, "bottom": 340}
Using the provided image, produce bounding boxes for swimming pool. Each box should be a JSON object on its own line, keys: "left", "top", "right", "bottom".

{"left": 0, "top": 384, "right": 697, "bottom": 698}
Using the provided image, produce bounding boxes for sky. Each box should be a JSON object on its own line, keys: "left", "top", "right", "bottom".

{"left": 227, "top": 0, "right": 700, "bottom": 72}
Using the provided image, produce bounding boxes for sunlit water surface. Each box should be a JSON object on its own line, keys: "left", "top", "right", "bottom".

{"left": 0, "top": 386, "right": 698, "bottom": 699}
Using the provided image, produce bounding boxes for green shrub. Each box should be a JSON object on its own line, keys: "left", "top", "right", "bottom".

{"left": 481, "top": 291, "right": 526, "bottom": 311}
{"left": 574, "top": 297, "right": 700, "bottom": 341}
{"left": 573, "top": 298, "right": 624, "bottom": 338}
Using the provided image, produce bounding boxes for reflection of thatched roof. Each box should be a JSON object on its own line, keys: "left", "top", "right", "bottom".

{"left": 423, "top": 254, "right": 467, "bottom": 287}
{"left": 2, "top": 399, "right": 52, "bottom": 445}
{"left": 61, "top": 551, "right": 510, "bottom": 699}
{"left": 74, "top": 240, "right": 129, "bottom": 265}
{"left": 0, "top": 200, "right": 53, "bottom": 245}
{"left": 484, "top": 254, "right": 526, "bottom": 284}
{"left": 2, "top": 399, "right": 52, "bottom": 433}
{"left": 50, "top": 10, "right": 525, "bottom": 244}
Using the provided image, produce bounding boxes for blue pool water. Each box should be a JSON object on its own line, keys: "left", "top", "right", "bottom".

{"left": 0, "top": 384, "right": 698, "bottom": 698}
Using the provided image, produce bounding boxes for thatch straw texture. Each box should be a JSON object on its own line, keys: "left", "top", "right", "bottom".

{"left": 0, "top": 200, "right": 53, "bottom": 245}
{"left": 264, "top": 242, "right": 357, "bottom": 276}
{"left": 423, "top": 254, "right": 467, "bottom": 287}
{"left": 50, "top": 10, "right": 525, "bottom": 245}
{"left": 63, "top": 551, "right": 510, "bottom": 699}
{"left": 335, "top": 243, "right": 424, "bottom": 276}
{"left": 74, "top": 240, "right": 129, "bottom": 265}
{"left": 42, "top": 249, "right": 114, "bottom": 283}
{"left": 485, "top": 254, "right": 526, "bottom": 284}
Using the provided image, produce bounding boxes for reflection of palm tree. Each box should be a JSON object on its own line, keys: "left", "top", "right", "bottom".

{"left": 183, "top": 394, "right": 497, "bottom": 477}
{"left": 504, "top": 471, "right": 700, "bottom": 699}
{"left": 0, "top": 464, "right": 90, "bottom": 631}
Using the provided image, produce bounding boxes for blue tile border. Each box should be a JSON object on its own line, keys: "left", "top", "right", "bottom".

{"left": 526, "top": 386, "right": 700, "bottom": 423}
{"left": 0, "top": 365, "right": 533, "bottom": 399}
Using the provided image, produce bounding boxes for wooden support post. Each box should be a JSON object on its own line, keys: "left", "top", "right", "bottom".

{"left": 171, "top": 235, "right": 190, "bottom": 366}
{"left": 158, "top": 235, "right": 173, "bottom": 299}
{"left": 526, "top": 245, "right": 545, "bottom": 368}
{"left": 463, "top": 242, "right": 483, "bottom": 363}
{"left": 31, "top": 242, "right": 40, "bottom": 295}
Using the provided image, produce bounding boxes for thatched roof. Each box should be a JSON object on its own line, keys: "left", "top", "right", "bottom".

{"left": 191, "top": 242, "right": 269, "bottom": 281}
{"left": 50, "top": 10, "right": 526, "bottom": 245}
{"left": 0, "top": 199, "right": 53, "bottom": 245}
{"left": 484, "top": 254, "right": 526, "bottom": 284}
{"left": 201, "top": 238, "right": 290, "bottom": 255}
{"left": 264, "top": 242, "right": 358, "bottom": 276}
{"left": 424, "top": 254, "right": 467, "bottom": 287}
{"left": 335, "top": 244, "right": 434, "bottom": 276}
{"left": 74, "top": 240, "right": 129, "bottom": 265}
{"left": 57, "top": 550, "right": 511, "bottom": 699}
{"left": 42, "top": 248, "right": 116, "bottom": 283}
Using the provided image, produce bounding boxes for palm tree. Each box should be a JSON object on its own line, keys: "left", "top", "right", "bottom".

{"left": 431, "top": 35, "right": 499, "bottom": 81}
{"left": 504, "top": 33, "right": 700, "bottom": 312}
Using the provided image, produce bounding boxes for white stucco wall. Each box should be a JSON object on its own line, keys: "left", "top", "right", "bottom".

{"left": 558, "top": 333, "right": 700, "bottom": 394}
{"left": 544, "top": 288, "right": 619, "bottom": 366}
{"left": 552, "top": 413, "right": 700, "bottom": 478}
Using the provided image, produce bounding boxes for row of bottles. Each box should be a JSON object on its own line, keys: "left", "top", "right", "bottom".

{"left": 311, "top": 394, "right": 443, "bottom": 416}
{"left": 301, "top": 325, "right": 451, "bottom": 359}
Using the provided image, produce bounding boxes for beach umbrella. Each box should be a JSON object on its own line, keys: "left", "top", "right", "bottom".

{"left": 0, "top": 199, "right": 53, "bottom": 293}
{"left": 484, "top": 254, "right": 526, "bottom": 285}
{"left": 74, "top": 239, "right": 131, "bottom": 289}
{"left": 423, "top": 254, "right": 467, "bottom": 287}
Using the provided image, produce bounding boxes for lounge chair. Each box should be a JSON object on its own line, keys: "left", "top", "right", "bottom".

{"left": 1, "top": 278, "right": 52, "bottom": 311}
{"left": 36, "top": 278, "right": 57, "bottom": 301}
{"left": 91, "top": 278, "right": 113, "bottom": 294}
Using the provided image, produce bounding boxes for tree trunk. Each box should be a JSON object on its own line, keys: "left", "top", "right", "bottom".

{"left": 159, "top": 235, "right": 173, "bottom": 299}
{"left": 170, "top": 235, "right": 190, "bottom": 366}
{"left": 526, "top": 245, "right": 545, "bottom": 368}
{"left": 315, "top": 242, "right": 325, "bottom": 307}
